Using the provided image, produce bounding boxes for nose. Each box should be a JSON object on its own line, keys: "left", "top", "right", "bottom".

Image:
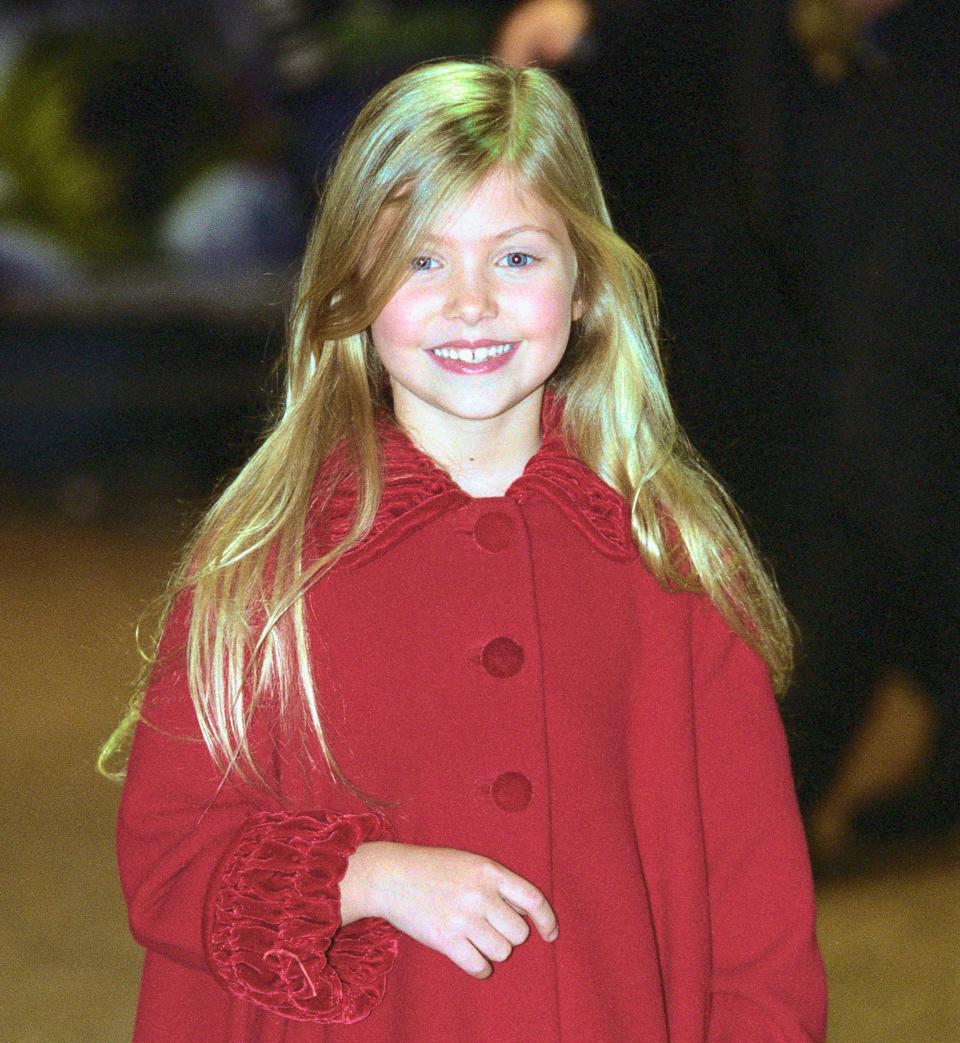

{"left": 443, "top": 266, "right": 497, "bottom": 325}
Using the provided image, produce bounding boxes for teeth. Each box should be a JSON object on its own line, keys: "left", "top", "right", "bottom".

{"left": 432, "top": 343, "right": 513, "bottom": 362}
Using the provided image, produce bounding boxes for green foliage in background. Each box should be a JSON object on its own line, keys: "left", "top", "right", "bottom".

{"left": 0, "top": 27, "right": 269, "bottom": 268}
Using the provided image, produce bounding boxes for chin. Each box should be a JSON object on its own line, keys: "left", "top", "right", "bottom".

{"left": 438, "top": 393, "right": 535, "bottom": 423}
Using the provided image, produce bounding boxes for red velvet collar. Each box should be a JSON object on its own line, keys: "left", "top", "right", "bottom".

{"left": 310, "top": 393, "right": 636, "bottom": 565}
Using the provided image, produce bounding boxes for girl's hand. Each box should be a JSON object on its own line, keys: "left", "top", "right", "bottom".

{"left": 340, "top": 841, "right": 558, "bottom": 979}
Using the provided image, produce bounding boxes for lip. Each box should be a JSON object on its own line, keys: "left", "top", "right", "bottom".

{"left": 434, "top": 339, "right": 508, "bottom": 349}
{"left": 427, "top": 341, "right": 518, "bottom": 375}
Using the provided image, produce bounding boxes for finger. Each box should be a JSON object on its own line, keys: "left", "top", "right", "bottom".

{"left": 498, "top": 874, "right": 558, "bottom": 941}
{"left": 486, "top": 904, "right": 530, "bottom": 947}
{"left": 448, "top": 938, "right": 493, "bottom": 979}
{"left": 470, "top": 922, "right": 513, "bottom": 965}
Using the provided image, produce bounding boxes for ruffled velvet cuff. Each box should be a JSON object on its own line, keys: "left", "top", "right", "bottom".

{"left": 204, "top": 810, "right": 400, "bottom": 1024}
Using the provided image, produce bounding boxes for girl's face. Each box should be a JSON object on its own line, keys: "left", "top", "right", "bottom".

{"left": 370, "top": 168, "right": 582, "bottom": 436}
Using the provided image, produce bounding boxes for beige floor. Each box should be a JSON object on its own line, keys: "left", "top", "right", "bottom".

{"left": 2, "top": 512, "right": 957, "bottom": 1042}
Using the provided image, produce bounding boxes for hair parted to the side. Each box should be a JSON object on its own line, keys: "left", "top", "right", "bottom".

{"left": 99, "top": 59, "right": 793, "bottom": 787}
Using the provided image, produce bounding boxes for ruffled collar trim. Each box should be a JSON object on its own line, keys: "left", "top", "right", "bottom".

{"left": 310, "top": 394, "right": 636, "bottom": 565}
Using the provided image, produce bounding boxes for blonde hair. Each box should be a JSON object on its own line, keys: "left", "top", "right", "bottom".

{"left": 100, "top": 60, "right": 793, "bottom": 785}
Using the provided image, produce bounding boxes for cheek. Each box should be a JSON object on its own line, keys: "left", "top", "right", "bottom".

{"left": 370, "top": 290, "right": 425, "bottom": 359}
{"left": 517, "top": 284, "right": 576, "bottom": 338}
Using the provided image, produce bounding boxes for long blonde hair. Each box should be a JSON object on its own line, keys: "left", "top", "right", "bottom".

{"left": 100, "top": 60, "right": 793, "bottom": 785}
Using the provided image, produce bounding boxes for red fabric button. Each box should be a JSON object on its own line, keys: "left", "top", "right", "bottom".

{"left": 492, "top": 772, "right": 533, "bottom": 812}
{"left": 473, "top": 512, "right": 516, "bottom": 552}
{"left": 481, "top": 637, "right": 524, "bottom": 678}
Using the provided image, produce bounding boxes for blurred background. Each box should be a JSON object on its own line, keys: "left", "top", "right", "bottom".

{"left": 1, "top": 0, "right": 957, "bottom": 1039}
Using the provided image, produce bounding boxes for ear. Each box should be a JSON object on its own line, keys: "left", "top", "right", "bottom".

{"left": 572, "top": 294, "right": 584, "bottom": 322}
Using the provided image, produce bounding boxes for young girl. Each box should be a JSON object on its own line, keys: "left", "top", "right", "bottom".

{"left": 105, "top": 60, "right": 827, "bottom": 1042}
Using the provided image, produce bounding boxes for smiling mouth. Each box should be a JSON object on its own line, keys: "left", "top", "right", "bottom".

{"left": 430, "top": 343, "right": 515, "bottom": 363}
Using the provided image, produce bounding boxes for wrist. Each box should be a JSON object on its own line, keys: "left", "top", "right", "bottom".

{"left": 340, "top": 840, "right": 393, "bottom": 924}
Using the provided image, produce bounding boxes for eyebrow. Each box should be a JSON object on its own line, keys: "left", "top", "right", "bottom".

{"left": 420, "top": 224, "right": 561, "bottom": 246}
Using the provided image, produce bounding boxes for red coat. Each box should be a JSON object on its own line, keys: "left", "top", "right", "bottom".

{"left": 118, "top": 414, "right": 827, "bottom": 1042}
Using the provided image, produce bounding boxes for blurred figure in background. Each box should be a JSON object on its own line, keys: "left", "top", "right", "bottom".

{"left": 496, "top": 0, "right": 960, "bottom": 861}
{"left": 776, "top": 0, "right": 959, "bottom": 856}
{"left": 0, "top": 0, "right": 301, "bottom": 283}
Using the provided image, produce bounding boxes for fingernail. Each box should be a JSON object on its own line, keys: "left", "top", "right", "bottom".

{"left": 548, "top": 927, "right": 559, "bottom": 942}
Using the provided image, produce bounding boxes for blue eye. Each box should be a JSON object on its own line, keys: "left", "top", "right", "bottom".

{"left": 411, "top": 256, "right": 439, "bottom": 271}
{"left": 500, "top": 251, "right": 535, "bottom": 269}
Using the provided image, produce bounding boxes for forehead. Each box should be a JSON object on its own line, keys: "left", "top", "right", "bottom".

{"left": 424, "top": 169, "right": 565, "bottom": 241}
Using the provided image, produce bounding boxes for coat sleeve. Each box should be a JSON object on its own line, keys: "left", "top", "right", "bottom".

{"left": 116, "top": 594, "right": 400, "bottom": 1025}
{"left": 691, "top": 599, "right": 827, "bottom": 1042}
